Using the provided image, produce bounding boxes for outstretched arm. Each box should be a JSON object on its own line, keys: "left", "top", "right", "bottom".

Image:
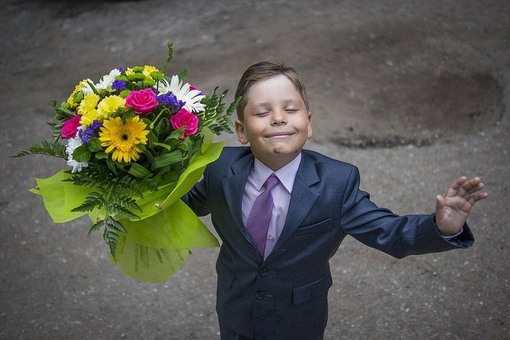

{"left": 435, "top": 176, "right": 488, "bottom": 236}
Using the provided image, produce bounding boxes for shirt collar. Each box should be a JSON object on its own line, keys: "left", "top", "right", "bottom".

{"left": 252, "top": 153, "right": 302, "bottom": 193}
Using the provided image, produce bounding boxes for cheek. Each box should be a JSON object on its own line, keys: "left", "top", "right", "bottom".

{"left": 244, "top": 122, "right": 263, "bottom": 138}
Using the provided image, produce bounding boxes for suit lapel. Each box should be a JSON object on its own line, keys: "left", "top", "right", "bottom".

{"left": 222, "top": 153, "right": 254, "bottom": 240}
{"left": 221, "top": 150, "right": 321, "bottom": 260}
{"left": 268, "top": 152, "right": 320, "bottom": 259}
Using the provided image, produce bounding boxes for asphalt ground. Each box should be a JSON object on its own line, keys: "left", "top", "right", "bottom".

{"left": 1, "top": 0, "right": 509, "bottom": 339}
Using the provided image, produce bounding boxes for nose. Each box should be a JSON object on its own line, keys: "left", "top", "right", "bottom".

{"left": 271, "top": 109, "right": 287, "bottom": 125}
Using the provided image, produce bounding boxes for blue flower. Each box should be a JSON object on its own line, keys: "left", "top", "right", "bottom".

{"left": 112, "top": 80, "right": 126, "bottom": 91}
{"left": 80, "top": 120, "right": 103, "bottom": 143}
{"left": 157, "top": 92, "right": 184, "bottom": 112}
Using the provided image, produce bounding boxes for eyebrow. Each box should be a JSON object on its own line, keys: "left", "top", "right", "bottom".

{"left": 251, "top": 99, "right": 301, "bottom": 109}
{"left": 282, "top": 99, "right": 301, "bottom": 106}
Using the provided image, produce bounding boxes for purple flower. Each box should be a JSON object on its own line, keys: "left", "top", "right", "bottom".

{"left": 157, "top": 92, "right": 184, "bottom": 112}
{"left": 79, "top": 120, "right": 103, "bottom": 143}
{"left": 112, "top": 80, "right": 126, "bottom": 91}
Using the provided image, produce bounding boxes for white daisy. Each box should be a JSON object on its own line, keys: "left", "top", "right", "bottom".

{"left": 66, "top": 133, "right": 88, "bottom": 173}
{"left": 96, "top": 68, "right": 122, "bottom": 92}
{"left": 75, "top": 79, "right": 95, "bottom": 96}
{"left": 155, "top": 75, "right": 206, "bottom": 112}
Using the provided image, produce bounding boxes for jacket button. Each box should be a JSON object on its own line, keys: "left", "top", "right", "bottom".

{"left": 259, "top": 268, "right": 269, "bottom": 276}
{"left": 255, "top": 291, "right": 265, "bottom": 300}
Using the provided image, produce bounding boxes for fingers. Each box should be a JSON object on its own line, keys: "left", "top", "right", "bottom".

{"left": 447, "top": 176, "right": 486, "bottom": 197}
{"left": 445, "top": 176, "right": 488, "bottom": 208}
{"left": 470, "top": 190, "right": 489, "bottom": 204}
{"left": 446, "top": 176, "right": 467, "bottom": 197}
{"left": 435, "top": 194, "right": 445, "bottom": 210}
{"left": 464, "top": 178, "right": 488, "bottom": 201}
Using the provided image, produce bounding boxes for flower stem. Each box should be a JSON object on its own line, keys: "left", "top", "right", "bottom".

{"left": 149, "top": 107, "right": 170, "bottom": 130}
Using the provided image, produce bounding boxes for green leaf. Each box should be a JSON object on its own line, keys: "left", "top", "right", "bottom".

{"left": 128, "top": 163, "right": 152, "bottom": 178}
{"left": 103, "top": 227, "right": 121, "bottom": 260}
{"left": 105, "top": 216, "right": 128, "bottom": 234}
{"left": 106, "top": 157, "right": 117, "bottom": 174}
{"left": 110, "top": 205, "right": 140, "bottom": 220}
{"left": 151, "top": 151, "right": 183, "bottom": 170}
{"left": 72, "top": 190, "right": 105, "bottom": 213}
{"left": 178, "top": 68, "right": 188, "bottom": 81}
{"left": 13, "top": 140, "right": 66, "bottom": 159}
{"left": 163, "top": 129, "right": 184, "bottom": 143}
{"left": 150, "top": 71, "right": 163, "bottom": 81}
{"left": 195, "top": 87, "right": 238, "bottom": 137}
{"left": 227, "top": 96, "right": 242, "bottom": 116}
{"left": 53, "top": 100, "right": 76, "bottom": 121}
{"left": 87, "top": 138, "right": 103, "bottom": 152}
{"left": 72, "top": 91, "right": 84, "bottom": 104}
{"left": 94, "top": 152, "right": 108, "bottom": 160}
{"left": 72, "top": 144, "right": 91, "bottom": 162}
{"left": 88, "top": 218, "right": 106, "bottom": 235}
{"left": 152, "top": 142, "right": 173, "bottom": 151}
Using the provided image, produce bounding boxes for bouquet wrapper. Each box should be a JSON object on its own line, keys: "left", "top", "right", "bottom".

{"left": 30, "top": 142, "right": 223, "bottom": 282}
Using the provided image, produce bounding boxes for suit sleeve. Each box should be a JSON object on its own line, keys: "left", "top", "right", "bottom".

{"left": 339, "top": 166, "right": 474, "bottom": 258}
{"left": 182, "top": 167, "right": 211, "bottom": 217}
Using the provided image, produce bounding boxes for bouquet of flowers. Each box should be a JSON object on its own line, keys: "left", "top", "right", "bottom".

{"left": 16, "top": 42, "right": 239, "bottom": 282}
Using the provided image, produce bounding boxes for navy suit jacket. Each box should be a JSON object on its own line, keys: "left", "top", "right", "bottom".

{"left": 184, "top": 146, "right": 474, "bottom": 339}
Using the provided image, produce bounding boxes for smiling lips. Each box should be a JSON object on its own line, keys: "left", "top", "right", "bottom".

{"left": 266, "top": 131, "right": 294, "bottom": 139}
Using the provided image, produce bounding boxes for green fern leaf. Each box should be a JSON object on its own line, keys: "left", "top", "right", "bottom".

{"left": 13, "top": 140, "right": 66, "bottom": 158}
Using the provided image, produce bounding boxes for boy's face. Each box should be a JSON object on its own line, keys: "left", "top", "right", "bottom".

{"left": 235, "top": 74, "right": 312, "bottom": 170}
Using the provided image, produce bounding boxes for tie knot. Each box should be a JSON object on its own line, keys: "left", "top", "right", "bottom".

{"left": 264, "top": 174, "right": 279, "bottom": 191}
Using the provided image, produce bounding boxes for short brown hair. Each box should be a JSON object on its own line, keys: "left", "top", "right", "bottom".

{"left": 235, "top": 61, "right": 309, "bottom": 120}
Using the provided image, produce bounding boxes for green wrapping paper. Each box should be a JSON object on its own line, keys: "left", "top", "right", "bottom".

{"left": 30, "top": 142, "right": 223, "bottom": 282}
{"left": 115, "top": 200, "right": 218, "bottom": 282}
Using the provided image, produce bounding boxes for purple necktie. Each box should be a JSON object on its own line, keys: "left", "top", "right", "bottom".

{"left": 246, "top": 174, "right": 280, "bottom": 257}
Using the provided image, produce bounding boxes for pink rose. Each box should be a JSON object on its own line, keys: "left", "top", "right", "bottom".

{"left": 125, "top": 88, "right": 159, "bottom": 115}
{"left": 170, "top": 108, "right": 199, "bottom": 136}
{"left": 189, "top": 85, "right": 201, "bottom": 93}
{"left": 61, "top": 114, "right": 82, "bottom": 139}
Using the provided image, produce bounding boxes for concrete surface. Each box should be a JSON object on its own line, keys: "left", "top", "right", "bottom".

{"left": 1, "top": 0, "right": 509, "bottom": 339}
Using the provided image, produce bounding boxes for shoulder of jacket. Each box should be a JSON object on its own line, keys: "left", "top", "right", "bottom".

{"left": 302, "top": 149, "right": 357, "bottom": 170}
{"left": 208, "top": 146, "right": 252, "bottom": 170}
{"left": 221, "top": 146, "right": 251, "bottom": 157}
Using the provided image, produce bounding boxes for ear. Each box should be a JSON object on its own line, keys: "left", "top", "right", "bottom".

{"left": 235, "top": 119, "right": 249, "bottom": 144}
{"left": 307, "top": 112, "right": 313, "bottom": 139}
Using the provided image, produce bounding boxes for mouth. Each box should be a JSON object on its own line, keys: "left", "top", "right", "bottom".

{"left": 266, "top": 132, "right": 294, "bottom": 139}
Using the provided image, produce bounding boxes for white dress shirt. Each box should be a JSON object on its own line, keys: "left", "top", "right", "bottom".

{"left": 241, "top": 154, "right": 302, "bottom": 259}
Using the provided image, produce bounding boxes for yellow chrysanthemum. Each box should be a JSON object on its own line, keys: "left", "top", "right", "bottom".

{"left": 80, "top": 110, "right": 99, "bottom": 127}
{"left": 99, "top": 116, "right": 149, "bottom": 163}
{"left": 125, "top": 65, "right": 159, "bottom": 81}
{"left": 78, "top": 93, "right": 100, "bottom": 125}
{"left": 97, "top": 95, "right": 126, "bottom": 120}
{"left": 66, "top": 79, "right": 89, "bottom": 107}
{"left": 143, "top": 65, "right": 158, "bottom": 80}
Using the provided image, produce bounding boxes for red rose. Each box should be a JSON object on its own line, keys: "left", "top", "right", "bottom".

{"left": 170, "top": 108, "right": 199, "bottom": 136}
{"left": 125, "top": 88, "right": 159, "bottom": 115}
{"left": 61, "top": 114, "right": 82, "bottom": 139}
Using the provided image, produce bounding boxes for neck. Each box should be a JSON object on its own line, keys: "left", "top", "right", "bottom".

{"left": 254, "top": 151, "right": 301, "bottom": 171}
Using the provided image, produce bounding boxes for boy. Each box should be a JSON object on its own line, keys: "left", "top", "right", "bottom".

{"left": 183, "top": 61, "right": 487, "bottom": 339}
